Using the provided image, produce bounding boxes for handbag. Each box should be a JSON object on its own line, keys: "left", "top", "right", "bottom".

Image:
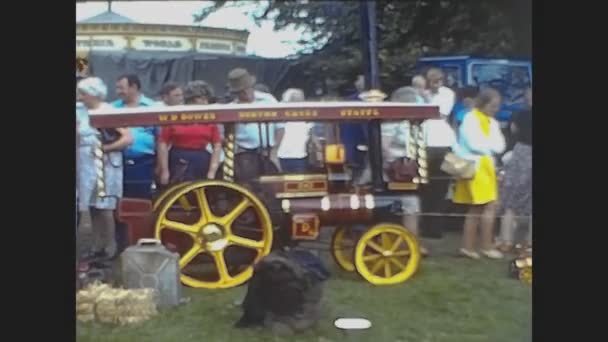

{"left": 385, "top": 158, "right": 419, "bottom": 182}
{"left": 99, "top": 128, "right": 120, "bottom": 145}
{"left": 440, "top": 152, "right": 476, "bottom": 180}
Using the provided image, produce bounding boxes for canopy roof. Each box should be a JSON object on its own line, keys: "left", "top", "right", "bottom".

{"left": 78, "top": 10, "right": 136, "bottom": 24}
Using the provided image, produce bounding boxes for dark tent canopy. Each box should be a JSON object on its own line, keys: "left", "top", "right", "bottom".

{"left": 88, "top": 51, "right": 293, "bottom": 102}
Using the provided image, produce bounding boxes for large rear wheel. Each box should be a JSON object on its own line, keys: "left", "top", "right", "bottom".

{"left": 154, "top": 180, "right": 273, "bottom": 289}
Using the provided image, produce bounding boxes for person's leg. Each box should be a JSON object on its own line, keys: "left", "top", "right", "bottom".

{"left": 279, "top": 158, "right": 307, "bottom": 173}
{"left": 123, "top": 160, "right": 138, "bottom": 198}
{"left": 461, "top": 205, "right": 481, "bottom": 258}
{"left": 79, "top": 209, "right": 99, "bottom": 258}
{"left": 402, "top": 214, "right": 418, "bottom": 236}
{"left": 421, "top": 147, "right": 450, "bottom": 239}
{"left": 89, "top": 208, "right": 105, "bottom": 254}
{"left": 499, "top": 209, "right": 516, "bottom": 252}
{"left": 480, "top": 201, "right": 503, "bottom": 258}
{"left": 118, "top": 155, "right": 155, "bottom": 253}
{"left": 140, "top": 155, "right": 156, "bottom": 197}
{"left": 123, "top": 155, "right": 155, "bottom": 199}
{"left": 402, "top": 213, "right": 428, "bottom": 256}
{"left": 294, "top": 158, "right": 308, "bottom": 173}
{"left": 201, "top": 151, "right": 211, "bottom": 179}
{"left": 279, "top": 158, "right": 292, "bottom": 173}
{"left": 91, "top": 208, "right": 117, "bottom": 258}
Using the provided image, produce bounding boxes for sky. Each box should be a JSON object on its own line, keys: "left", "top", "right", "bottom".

{"left": 76, "top": 1, "right": 307, "bottom": 58}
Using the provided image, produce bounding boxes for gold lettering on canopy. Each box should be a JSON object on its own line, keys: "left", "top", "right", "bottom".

{"left": 339, "top": 108, "right": 380, "bottom": 117}
{"left": 284, "top": 110, "right": 318, "bottom": 118}
{"left": 157, "top": 113, "right": 216, "bottom": 122}
{"left": 238, "top": 111, "right": 278, "bottom": 119}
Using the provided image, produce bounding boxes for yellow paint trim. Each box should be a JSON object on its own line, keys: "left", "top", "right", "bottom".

{"left": 276, "top": 191, "right": 328, "bottom": 199}
{"left": 387, "top": 182, "right": 419, "bottom": 191}
{"left": 258, "top": 174, "right": 328, "bottom": 183}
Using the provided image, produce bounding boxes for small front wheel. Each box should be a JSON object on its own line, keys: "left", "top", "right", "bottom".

{"left": 331, "top": 226, "right": 358, "bottom": 272}
{"left": 353, "top": 223, "right": 421, "bottom": 286}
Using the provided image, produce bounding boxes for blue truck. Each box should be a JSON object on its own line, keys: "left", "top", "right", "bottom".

{"left": 416, "top": 56, "right": 532, "bottom": 122}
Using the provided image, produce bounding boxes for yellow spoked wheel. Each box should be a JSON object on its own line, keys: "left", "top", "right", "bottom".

{"left": 353, "top": 223, "right": 421, "bottom": 286}
{"left": 154, "top": 180, "right": 273, "bottom": 289}
{"left": 152, "top": 181, "right": 194, "bottom": 212}
{"left": 519, "top": 267, "right": 532, "bottom": 285}
{"left": 331, "top": 227, "right": 359, "bottom": 272}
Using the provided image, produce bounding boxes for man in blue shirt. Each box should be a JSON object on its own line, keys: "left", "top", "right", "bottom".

{"left": 112, "top": 74, "right": 157, "bottom": 199}
{"left": 111, "top": 74, "right": 158, "bottom": 255}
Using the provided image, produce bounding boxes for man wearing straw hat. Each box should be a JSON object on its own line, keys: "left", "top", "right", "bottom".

{"left": 226, "top": 68, "right": 284, "bottom": 177}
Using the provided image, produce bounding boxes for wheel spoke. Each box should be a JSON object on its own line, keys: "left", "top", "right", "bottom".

{"left": 363, "top": 254, "right": 381, "bottom": 262}
{"left": 393, "top": 250, "right": 411, "bottom": 257}
{"left": 210, "top": 251, "right": 232, "bottom": 282}
{"left": 228, "top": 234, "right": 264, "bottom": 249}
{"left": 370, "top": 259, "right": 385, "bottom": 274}
{"left": 162, "top": 219, "right": 198, "bottom": 235}
{"left": 219, "top": 197, "right": 252, "bottom": 227}
{"left": 177, "top": 195, "right": 193, "bottom": 211}
{"left": 384, "top": 262, "right": 392, "bottom": 278}
{"left": 366, "top": 240, "right": 385, "bottom": 254}
{"left": 389, "top": 257, "right": 407, "bottom": 271}
{"left": 179, "top": 246, "right": 202, "bottom": 268}
{"left": 381, "top": 233, "right": 392, "bottom": 250}
{"left": 390, "top": 236, "right": 404, "bottom": 252}
{"left": 194, "top": 188, "right": 214, "bottom": 223}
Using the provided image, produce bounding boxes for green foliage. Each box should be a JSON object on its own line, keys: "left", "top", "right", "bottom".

{"left": 194, "top": 0, "right": 531, "bottom": 93}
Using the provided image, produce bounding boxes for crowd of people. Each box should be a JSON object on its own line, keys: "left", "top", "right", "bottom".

{"left": 76, "top": 66, "right": 532, "bottom": 262}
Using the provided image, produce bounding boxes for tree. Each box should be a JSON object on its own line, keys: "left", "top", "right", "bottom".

{"left": 194, "top": 0, "right": 531, "bottom": 94}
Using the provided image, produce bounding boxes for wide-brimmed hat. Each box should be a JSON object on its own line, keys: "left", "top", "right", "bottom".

{"left": 227, "top": 68, "right": 256, "bottom": 93}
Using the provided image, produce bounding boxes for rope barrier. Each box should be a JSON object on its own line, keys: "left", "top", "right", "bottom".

{"left": 115, "top": 210, "right": 529, "bottom": 237}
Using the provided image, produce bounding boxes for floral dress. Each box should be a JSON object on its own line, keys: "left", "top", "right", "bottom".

{"left": 77, "top": 103, "right": 123, "bottom": 211}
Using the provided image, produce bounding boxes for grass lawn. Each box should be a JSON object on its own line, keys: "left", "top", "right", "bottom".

{"left": 76, "top": 231, "right": 531, "bottom": 342}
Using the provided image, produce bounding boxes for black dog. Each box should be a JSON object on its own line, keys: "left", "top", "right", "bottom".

{"left": 235, "top": 249, "right": 330, "bottom": 334}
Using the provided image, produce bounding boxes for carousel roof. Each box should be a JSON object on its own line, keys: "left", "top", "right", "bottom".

{"left": 78, "top": 10, "right": 136, "bottom": 24}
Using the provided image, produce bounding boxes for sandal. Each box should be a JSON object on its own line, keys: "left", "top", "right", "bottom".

{"left": 459, "top": 248, "right": 480, "bottom": 260}
{"left": 480, "top": 249, "right": 504, "bottom": 259}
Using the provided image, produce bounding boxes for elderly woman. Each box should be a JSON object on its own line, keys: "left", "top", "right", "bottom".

{"left": 452, "top": 88, "right": 506, "bottom": 259}
{"left": 77, "top": 77, "right": 133, "bottom": 261}
{"left": 380, "top": 86, "right": 429, "bottom": 256}
{"left": 276, "top": 88, "right": 321, "bottom": 173}
{"left": 157, "top": 81, "right": 222, "bottom": 185}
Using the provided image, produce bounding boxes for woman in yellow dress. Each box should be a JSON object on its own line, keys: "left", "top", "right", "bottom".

{"left": 452, "top": 88, "right": 506, "bottom": 259}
